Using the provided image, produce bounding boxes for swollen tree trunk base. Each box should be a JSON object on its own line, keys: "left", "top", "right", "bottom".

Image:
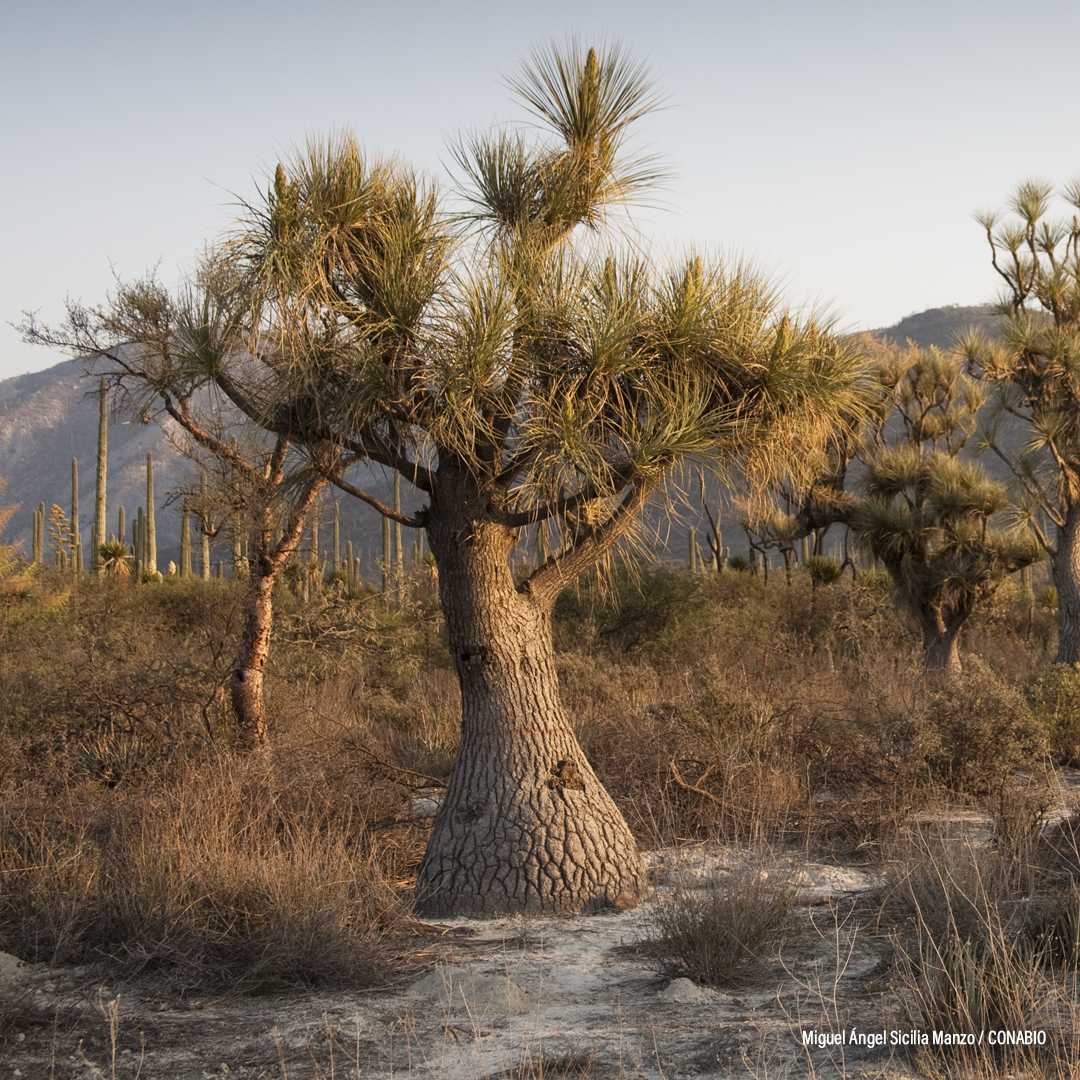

{"left": 922, "top": 620, "right": 961, "bottom": 675}
{"left": 415, "top": 493, "right": 645, "bottom": 917}
{"left": 415, "top": 725, "right": 645, "bottom": 917}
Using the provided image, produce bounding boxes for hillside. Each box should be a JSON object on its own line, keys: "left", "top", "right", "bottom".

{"left": 0, "top": 360, "right": 415, "bottom": 571}
{"left": 869, "top": 303, "right": 999, "bottom": 350}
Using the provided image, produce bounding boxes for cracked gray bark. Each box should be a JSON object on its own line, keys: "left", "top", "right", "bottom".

{"left": 414, "top": 467, "right": 645, "bottom": 917}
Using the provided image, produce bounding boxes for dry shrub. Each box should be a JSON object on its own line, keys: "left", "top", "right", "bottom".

{"left": 0, "top": 751, "right": 410, "bottom": 991}
{"left": 888, "top": 657, "right": 1049, "bottom": 794}
{"left": 642, "top": 856, "right": 797, "bottom": 986}
{"left": 1032, "top": 662, "right": 1080, "bottom": 766}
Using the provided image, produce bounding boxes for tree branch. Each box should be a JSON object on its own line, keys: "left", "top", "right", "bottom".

{"left": 323, "top": 471, "right": 425, "bottom": 527}
{"left": 525, "top": 478, "right": 655, "bottom": 608}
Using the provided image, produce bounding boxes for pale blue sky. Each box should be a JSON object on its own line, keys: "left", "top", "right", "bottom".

{"left": 3, "top": 0, "right": 1078, "bottom": 380}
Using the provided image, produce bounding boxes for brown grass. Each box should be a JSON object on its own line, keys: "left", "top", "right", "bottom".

{"left": 0, "top": 555, "right": 1070, "bottom": 1013}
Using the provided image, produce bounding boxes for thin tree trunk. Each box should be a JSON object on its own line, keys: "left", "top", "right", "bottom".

{"left": 230, "top": 478, "right": 323, "bottom": 750}
{"left": 415, "top": 472, "right": 645, "bottom": 916}
{"left": 1053, "top": 500, "right": 1080, "bottom": 665}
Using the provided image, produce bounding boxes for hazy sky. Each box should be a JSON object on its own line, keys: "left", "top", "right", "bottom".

{"left": 3, "top": 0, "right": 1078, "bottom": 381}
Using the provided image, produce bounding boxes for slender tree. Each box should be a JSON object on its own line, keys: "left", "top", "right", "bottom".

{"left": 750, "top": 338, "right": 1038, "bottom": 671}
{"left": 23, "top": 280, "right": 347, "bottom": 747}
{"left": 961, "top": 178, "right": 1080, "bottom": 663}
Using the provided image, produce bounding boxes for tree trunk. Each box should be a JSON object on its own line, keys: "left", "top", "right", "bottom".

{"left": 229, "top": 477, "right": 322, "bottom": 750}
{"left": 1053, "top": 500, "right": 1080, "bottom": 665}
{"left": 921, "top": 615, "right": 961, "bottom": 675}
{"left": 230, "top": 563, "right": 274, "bottom": 750}
{"left": 415, "top": 477, "right": 645, "bottom": 917}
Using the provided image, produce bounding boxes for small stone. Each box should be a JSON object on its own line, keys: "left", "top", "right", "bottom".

{"left": 658, "top": 977, "right": 713, "bottom": 1004}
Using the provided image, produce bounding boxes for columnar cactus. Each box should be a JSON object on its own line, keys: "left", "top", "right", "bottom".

{"left": 381, "top": 514, "right": 391, "bottom": 593}
{"left": 688, "top": 526, "right": 697, "bottom": 573}
{"left": 71, "top": 458, "right": 81, "bottom": 575}
{"left": 393, "top": 473, "right": 403, "bottom": 588}
{"left": 200, "top": 472, "right": 211, "bottom": 580}
{"left": 180, "top": 502, "right": 191, "bottom": 577}
{"left": 135, "top": 506, "right": 145, "bottom": 580}
{"left": 94, "top": 379, "right": 107, "bottom": 575}
{"left": 118, "top": 506, "right": 125, "bottom": 546}
{"left": 332, "top": 502, "right": 340, "bottom": 577}
{"left": 145, "top": 452, "right": 157, "bottom": 574}
{"left": 229, "top": 437, "right": 244, "bottom": 578}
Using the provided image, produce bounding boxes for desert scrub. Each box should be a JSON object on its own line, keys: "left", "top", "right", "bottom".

{"left": 1031, "top": 663, "right": 1080, "bottom": 766}
{"left": 887, "top": 657, "right": 1048, "bottom": 793}
{"left": 642, "top": 857, "right": 797, "bottom": 986}
{"left": 0, "top": 749, "right": 412, "bottom": 991}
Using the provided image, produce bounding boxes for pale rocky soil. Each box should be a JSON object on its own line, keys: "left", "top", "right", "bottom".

{"left": 3, "top": 778, "right": 1079, "bottom": 1080}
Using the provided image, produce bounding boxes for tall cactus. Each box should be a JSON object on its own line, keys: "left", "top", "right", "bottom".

{"left": 381, "top": 514, "right": 391, "bottom": 593}
{"left": 118, "top": 506, "right": 125, "bottom": 547}
{"left": 393, "top": 473, "right": 403, "bottom": 587}
{"left": 145, "top": 452, "right": 157, "bottom": 574}
{"left": 229, "top": 437, "right": 244, "bottom": 578}
{"left": 94, "top": 379, "right": 107, "bottom": 575}
{"left": 332, "top": 502, "right": 340, "bottom": 577}
{"left": 180, "top": 502, "right": 191, "bottom": 577}
{"left": 199, "top": 472, "right": 211, "bottom": 579}
{"left": 688, "top": 526, "right": 697, "bottom": 573}
{"left": 135, "top": 507, "right": 145, "bottom": 579}
{"left": 32, "top": 503, "right": 44, "bottom": 564}
{"left": 71, "top": 458, "right": 81, "bottom": 575}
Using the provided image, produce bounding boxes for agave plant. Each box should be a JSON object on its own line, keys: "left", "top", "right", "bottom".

{"left": 98, "top": 539, "right": 132, "bottom": 577}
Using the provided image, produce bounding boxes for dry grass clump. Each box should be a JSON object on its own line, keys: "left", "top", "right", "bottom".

{"left": 885, "top": 802, "right": 1080, "bottom": 1077}
{"left": 0, "top": 751, "right": 410, "bottom": 991}
{"left": 642, "top": 856, "right": 798, "bottom": 986}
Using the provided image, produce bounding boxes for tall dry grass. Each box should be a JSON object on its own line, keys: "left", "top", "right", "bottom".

{"left": 0, "top": 555, "right": 1069, "bottom": 1004}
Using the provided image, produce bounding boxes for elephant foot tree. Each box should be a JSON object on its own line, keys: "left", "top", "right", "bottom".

{"left": 31, "top": 41, "right": 866, "bottom": 914}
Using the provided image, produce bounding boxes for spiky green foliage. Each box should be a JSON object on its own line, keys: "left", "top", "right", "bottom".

{"left": 98, "top": 538, "right": 132, "bottom": 577}
{"left": 26, "top": 42, "right": 863, "bottom": 600}
{"left": 849, "top": 343, "right": 1037, "bottom": 670}
{"left": 963, "top": 178, "right": 1080, "bottom": 662}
